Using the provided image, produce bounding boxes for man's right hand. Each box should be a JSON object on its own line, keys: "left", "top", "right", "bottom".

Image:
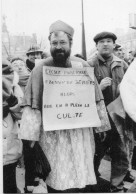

{"left": 100, "top": 77, "right": 112, "bottom": 91}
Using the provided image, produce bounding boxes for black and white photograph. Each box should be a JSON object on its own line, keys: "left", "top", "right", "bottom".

{"left": 1, "top": 0, "right": 136, "bottom": 193}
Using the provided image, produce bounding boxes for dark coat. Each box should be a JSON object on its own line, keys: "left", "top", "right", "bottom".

{"left": 88, "top": 54, "right": 128, "bottom": 103}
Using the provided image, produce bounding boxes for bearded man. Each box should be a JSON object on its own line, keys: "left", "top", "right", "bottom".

{"left": 19, "top": 21, "right": 110, "bottom": 193}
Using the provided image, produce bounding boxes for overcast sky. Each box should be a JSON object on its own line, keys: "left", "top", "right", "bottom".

{"left": 2, "top": 0, "right": 136, "bottom": 54}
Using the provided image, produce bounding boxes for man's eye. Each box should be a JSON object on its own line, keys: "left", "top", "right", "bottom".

{"left": 60, "top": 41, "right": 66, "bottom": 45}
{"left": 52, "top": 42, "right": 57, "bottom": 46}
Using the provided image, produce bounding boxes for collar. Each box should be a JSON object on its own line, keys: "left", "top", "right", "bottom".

{"left": 26, "top": 59, "right": 35, "bottom": 71}
{"left": 97, "top": 53, "right": 122, "bottom": 63}
{"left": 96, "top": 53, "right": 123, "bottom": 71}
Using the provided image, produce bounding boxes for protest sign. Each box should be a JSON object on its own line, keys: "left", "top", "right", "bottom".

{"left": 43, "top": 66, "right": 101, "bottom": 131}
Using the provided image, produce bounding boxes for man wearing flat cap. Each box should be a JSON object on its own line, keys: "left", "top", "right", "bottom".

{"left": 26, "top": 44, "right": 43, "bottom": 72}
{"left": 19, "top": 21, "right": 110, "bottom": 192}
{"left": 88, "top": 32, "right": 135, "bottom": 192}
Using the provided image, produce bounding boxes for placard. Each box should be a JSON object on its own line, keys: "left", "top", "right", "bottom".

{"left": 42, "top": 66, "right": 101, "bottom": 131}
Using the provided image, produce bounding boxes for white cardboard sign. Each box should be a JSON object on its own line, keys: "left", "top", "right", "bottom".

{"left": 42, "top": 66, "right": 101, "bottom": 131}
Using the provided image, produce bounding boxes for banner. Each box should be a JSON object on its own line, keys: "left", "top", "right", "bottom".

{"left": 42, "top": 66, "right": 101, "bottom": 131}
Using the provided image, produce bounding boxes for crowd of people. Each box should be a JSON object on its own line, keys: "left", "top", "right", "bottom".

{"left": 2, "top": 20, "right": 136, "bottom": 193}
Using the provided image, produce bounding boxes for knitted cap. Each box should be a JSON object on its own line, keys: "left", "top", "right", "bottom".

{"left": 49, "top": 20, "right": 74, "bottom": 37}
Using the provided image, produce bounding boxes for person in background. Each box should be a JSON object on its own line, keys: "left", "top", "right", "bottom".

{"left": 19, "top": 20, "right": 110, "bottom": 193}
{"left": 120, "top": 57, "right": 136, "bottom": 193}
{"left": 114, "top": 44, "right": 128, "bottom": 61}
{"left": 26, "top": 45, "right": 43, "bottom": 72}
{"left": 128, "top": 50, "right": 135, "bottom": 65}
{"left": 114, "top": 43, "right": 122, "bottom": 58}
{"left": 11, "top": 56, "right": 32, "bottom": 192}
{"left": 11, "top": 57, "right": 30, "bottom": 93}
{"left": 88, "top": 31, "right": 135, "bottom": 192}
{"left": 114, "top": 44, "right": 129, "bottom": 67}
{"left": 11, "top": 57, "right": 28, "bottom": 74}
{"left": 3, "top": 60, "right": 23, "bottom": 193}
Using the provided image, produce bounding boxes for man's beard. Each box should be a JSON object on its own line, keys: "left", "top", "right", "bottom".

{"left": 50, "top": 48, "right": 71, "bottom": 66}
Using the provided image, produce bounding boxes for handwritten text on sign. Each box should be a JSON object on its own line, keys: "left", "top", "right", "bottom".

{"left": 42, "top": 66, "right": 101, "bottom": 131}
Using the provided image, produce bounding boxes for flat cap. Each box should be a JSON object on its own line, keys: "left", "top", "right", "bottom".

{"left": 94, "top": 31, "right": 117, "bottom": 43}
{"left": 49, "top": 20, "right": 74, "bottom": 37}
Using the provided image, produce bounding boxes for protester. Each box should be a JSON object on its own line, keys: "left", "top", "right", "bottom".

{"left": 11, "top": 57, "right": 30, "bottom": 93}
{"left": 11, "top": 56, "right": 33, "bottom": 192}
{"left": 26, "top": 45, "right": 43, "bottom": 71}
{"left": 114, "top": 44, "right": 129, "bottom": 66}
{"left": 11, "top": 57, "right": 27, "bottom": 74}
{"left": 120, "top": 57, "right": 136, "bottom": 192}
{"left": 120, "top": 52, "right": 136, "bottom": 176}
{"left": 11, "top": 56, "right": 31, "bottom": 174}
{"left": 87, "top": 31, "right": 135, "bottom": 192}
{"left": 19, "top": 20, "right": 111, "bottom": 193}
{"left": 114, "top": 43, "right": 123, "bottom": 59}
{"left": 3, "top": 60, "right": 23, "bottom": 193}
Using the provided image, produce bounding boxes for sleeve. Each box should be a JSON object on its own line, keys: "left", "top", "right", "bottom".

{"left": 18, "top": 106, "right": 42, "bottom": 141}
{"left": 6, "top": 84, "right": 23, "bottom": 120}
{"left": 95, "top": 100, "right": 111, "bottom": 133}
{"left": 13, "top": 84, "right": 24, "bottom": 105}
{"left": 94, "top": 75, "right": 111, "bottom": 133}
{"left": 94, "top": 76, "right": 104, "bottom": 102}
{"left": 9, "top": 103, "right": 22, "bottom": 120}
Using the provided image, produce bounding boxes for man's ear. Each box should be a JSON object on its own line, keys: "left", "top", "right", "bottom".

{"left": 96, "top": 43, "right": 98, "bottom": 51}
{"left": 70, "top": 40, "right": 73, "bottom": 47}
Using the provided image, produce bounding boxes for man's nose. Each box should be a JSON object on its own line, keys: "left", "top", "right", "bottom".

{"left": 103, "top": 41, "right": 108, "bottom": 45}
{"left": 56, "top": 43, "right": 61, "bottom": 49}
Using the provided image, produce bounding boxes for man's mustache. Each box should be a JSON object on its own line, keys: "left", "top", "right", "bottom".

{"left": 55, "top": 49, "right": 64, "bottom": 54}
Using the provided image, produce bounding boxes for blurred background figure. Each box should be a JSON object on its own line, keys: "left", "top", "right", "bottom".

{"left": 3, "top": 59, "right": 23, "bottom": 193}
{"left": 11, "top": 57, "right": 28, "bottom": 75}
{"left": 114, "top": 43, "right": 121, "bottom": 57}
{"left": 114, "top": 43, "right": 125, "bottom": 60}
{"left": 11, "top": 57, "right": 30, "bottom": 94}
{"left": 128, "top": 50, "right": 135, "bottom": 65}
{"left": 26, "top": 45, "right": 43, "bottom": 72}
